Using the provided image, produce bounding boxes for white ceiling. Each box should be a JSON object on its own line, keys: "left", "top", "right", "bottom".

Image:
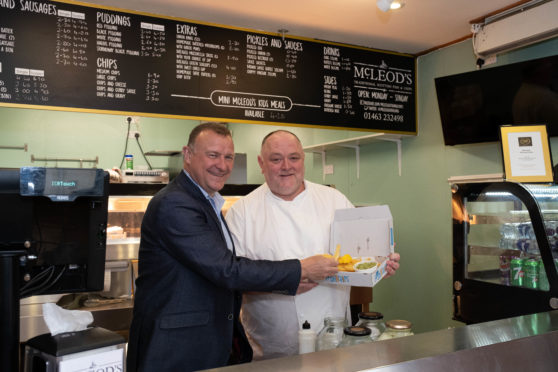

{"left": 79, "top": 0, "right": 523, "bottom": 55}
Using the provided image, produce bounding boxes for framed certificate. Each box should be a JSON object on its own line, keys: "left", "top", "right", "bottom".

{"left": 500, "top": 125, "right": 553, "bottom": 183}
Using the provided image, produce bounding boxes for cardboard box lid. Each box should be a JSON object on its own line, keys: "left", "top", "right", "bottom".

{"left": 330, "top": 205, "right": 394, "bottom": 258}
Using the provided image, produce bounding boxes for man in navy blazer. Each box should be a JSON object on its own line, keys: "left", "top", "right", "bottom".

{"left": 127, "top": 123, "right": 338, "bottom": 371}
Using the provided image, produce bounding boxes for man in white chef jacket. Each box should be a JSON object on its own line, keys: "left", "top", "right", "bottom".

{"left": 225, "top": 130, "right": 400, "bottom": 359}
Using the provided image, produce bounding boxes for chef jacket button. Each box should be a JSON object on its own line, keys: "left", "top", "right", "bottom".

{"left": 227, "top": 313, "right": 233, "bottom": 320}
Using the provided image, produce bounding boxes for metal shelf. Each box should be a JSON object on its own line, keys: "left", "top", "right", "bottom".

{"left": 469, "top": 245, "right": 522, "bottom": 256}
{"left": 303, "top": 133, "right": 404, "bottom": 180}
{"left": 145, "top": 150, "right": 181, "bottom": 156}
{"left": 0, "top": 143, "right": 27, "bottom": 151}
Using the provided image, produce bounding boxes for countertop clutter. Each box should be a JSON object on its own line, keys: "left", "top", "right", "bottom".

{"left": 204, "top": 310, "right": 558, "bottom": 372}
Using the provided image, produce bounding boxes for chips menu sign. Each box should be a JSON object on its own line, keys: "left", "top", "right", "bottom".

{"left": 0, "top": 0, "right": 417, "bottom": 134}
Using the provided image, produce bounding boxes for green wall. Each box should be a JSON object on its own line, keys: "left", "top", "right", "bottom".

{"left": 2, "top": 36, "right": 558, "bottom": 334}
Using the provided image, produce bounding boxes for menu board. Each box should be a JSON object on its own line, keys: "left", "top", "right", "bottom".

{"left": 0, "top": 0, "right": 417, "bottom": 134}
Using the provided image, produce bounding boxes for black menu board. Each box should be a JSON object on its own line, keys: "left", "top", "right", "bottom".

{"left": 0, "top": 0, "right": 416, "bottom": 134}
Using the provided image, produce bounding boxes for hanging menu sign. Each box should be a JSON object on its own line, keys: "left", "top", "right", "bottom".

{"left": 0, "top": 0, "right": 417, "bottom": 134}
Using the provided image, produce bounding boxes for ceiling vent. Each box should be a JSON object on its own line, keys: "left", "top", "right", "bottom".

{"left": 472, "top": 0, "right": 558, "bottom": 57}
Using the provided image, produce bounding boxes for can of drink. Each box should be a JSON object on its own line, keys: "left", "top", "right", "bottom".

{"left": 510, "top": 257, "right": 525, "bottom": 286}
{"left": 523, "top": 259, "right": 539, "bottom": 289}
{"left": 539, "top": 259, "right": 549, "bottom": 291}
{"left": 125, "top": 154, "right": 134, "bottom": 170}
{"left": 499, "top": 255, "right": 511, "bottom": 285}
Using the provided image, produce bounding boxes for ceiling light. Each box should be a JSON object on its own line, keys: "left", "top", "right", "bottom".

{"left": 390, "top": 1, "right": 404, "bottom": 10}
{"left": 377, "top": 0, "right": 404, "bottom": 12}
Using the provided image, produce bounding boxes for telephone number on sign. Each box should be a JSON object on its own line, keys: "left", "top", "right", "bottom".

{"left": 363, "top": 112, "right": 404, "bottom": 122}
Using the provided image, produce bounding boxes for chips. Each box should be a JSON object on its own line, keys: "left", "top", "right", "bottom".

{"left": 338, "top": 254, "right": 352, "bottom": 264}
{"left": 337, "top": 254, "right": 361, "bottom": 272}
{"left": 322, "top": 253, "right": 362, "bottom": 272}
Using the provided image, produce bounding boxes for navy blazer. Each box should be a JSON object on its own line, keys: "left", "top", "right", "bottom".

{"left": 126, "top": 171, "right": 301, "bottom": 371}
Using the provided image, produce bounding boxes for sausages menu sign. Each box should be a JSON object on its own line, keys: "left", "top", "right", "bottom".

{"left": 0, "top": 0, "right": 417, "bottom": 134}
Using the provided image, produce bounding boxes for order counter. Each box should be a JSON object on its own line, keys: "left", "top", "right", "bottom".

{"left": 204, "top": 310, "right": 558, "bottom": 372}
{"left": 16, "top": 180, "right": 558, "bottom": 370}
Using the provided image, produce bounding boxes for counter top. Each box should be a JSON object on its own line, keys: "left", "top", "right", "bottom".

{"left": 204, "top": 311, "right": 558, "bottom": 372}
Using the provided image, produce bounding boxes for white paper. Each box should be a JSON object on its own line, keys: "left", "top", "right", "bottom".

{"left": 59, "top": 348, "right": 123, "bottom": 372}
{"left": 42, "top": 303, "right": 93, "bottom": 336}
{"left": 508, "top": 131, "right": 547, "bottom": 177}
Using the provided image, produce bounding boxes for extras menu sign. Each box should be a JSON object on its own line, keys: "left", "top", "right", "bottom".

{"left": 0, "top": 0, "right": 416, "bottom": 134}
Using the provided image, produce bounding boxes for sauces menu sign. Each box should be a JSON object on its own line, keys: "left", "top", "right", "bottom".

{"left": 0, "top": 0, "right": 417, "bottom": 134}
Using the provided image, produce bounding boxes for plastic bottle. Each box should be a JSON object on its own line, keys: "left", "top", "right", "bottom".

{"left": 125, "top": 154, "right": 134, "bottom": 170}
{"left": 298, "top": 320, "right": 316, "bottom": 354}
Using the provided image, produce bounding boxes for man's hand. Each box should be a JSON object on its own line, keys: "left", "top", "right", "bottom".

{"left": 296, "top": 280, "right": 319, "bottom": 294}
{"left": 300, "top": 255, "right": 338, "bottom": 283}
{"left": 384, "top": 252, "right": 400, "bottom": 278}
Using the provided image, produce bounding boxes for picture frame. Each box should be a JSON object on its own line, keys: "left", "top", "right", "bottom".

{"left": 499, "top": 124, "right": 553, "bottom": 183}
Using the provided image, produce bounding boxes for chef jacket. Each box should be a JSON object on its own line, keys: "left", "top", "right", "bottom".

{"left": 226, "top": 181, "right": 353, "bottom": 359}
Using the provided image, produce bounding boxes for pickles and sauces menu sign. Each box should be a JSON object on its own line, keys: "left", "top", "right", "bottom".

{"left": 0, "top": 0, "right": 417, "bottom": 133}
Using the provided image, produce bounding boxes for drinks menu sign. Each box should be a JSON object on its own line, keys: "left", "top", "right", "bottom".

{"left": 0, "top": 0, "right": 417, "bottom": 134}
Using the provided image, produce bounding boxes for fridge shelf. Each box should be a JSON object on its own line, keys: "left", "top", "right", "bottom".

{"left": 468, "top": 245, "right": 522, "bottom": 257}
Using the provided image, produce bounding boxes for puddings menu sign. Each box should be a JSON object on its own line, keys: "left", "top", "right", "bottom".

{"left": 0, "top": 0, "right": 416, "bottom": 134}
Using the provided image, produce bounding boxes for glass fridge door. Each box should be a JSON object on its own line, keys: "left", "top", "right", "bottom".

{"left": 453, "top": 182, "right": 558, "bottom": 324}
{"left": 464, "top": 183, "right": 558, "bottom": 289}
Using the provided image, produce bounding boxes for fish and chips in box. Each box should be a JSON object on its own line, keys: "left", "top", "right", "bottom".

{"left": 321, "top": 205, "right": 394, "bottom": 287}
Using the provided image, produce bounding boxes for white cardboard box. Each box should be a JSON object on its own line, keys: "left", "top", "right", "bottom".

{"left": 321, "top": 205, "right": 394, "bottom": 287}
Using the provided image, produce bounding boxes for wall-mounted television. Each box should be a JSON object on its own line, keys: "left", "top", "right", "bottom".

{"left": 435, "top": 54, "right": 558, "bottom": 146}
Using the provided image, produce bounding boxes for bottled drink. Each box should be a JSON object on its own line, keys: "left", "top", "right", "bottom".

{"left": 499, "top": 255, "right": 511, "bottom": 285}
{"left": 125, "top": 154, "right": 134, "bottom": 170}
{"left": 316, "top": 317, "right": 348, "bottom": 351}
{"left": 355, "top": 311, "right": 386, "bottom": 341}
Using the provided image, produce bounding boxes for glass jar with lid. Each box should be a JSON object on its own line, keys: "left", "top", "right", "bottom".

{"left": 355, "top": 311, "right": 386, "bottom": 341}
{"left": 316, "top": 317, "right": 348, "bottom": 351}
{"left": 377, "top": 319, "right": 413, "bottom": 340}
{"left": 338, "top": 326, "right": 373, "bottom": 348}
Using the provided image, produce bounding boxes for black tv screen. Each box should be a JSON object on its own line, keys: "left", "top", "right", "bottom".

{"left": 435, "top": 54, "right": 558, "bottom": 146}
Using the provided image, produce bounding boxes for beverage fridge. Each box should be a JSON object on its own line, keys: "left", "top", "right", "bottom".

{"left": 451, "top": 181, "right": 558, "bottom": 324}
